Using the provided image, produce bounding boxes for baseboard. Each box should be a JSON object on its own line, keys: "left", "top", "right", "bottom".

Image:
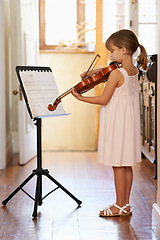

{"left": 152, "top": 203, "right": 160, "bottom": 238}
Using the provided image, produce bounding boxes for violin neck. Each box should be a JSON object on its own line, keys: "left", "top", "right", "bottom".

{"left": 56, "top": 55, "right": 100, "bottom": 101}
{"left": 58, "top": 88, "right": 72, "bottom": 100}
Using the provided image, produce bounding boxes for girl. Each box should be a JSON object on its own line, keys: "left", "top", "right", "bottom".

{"left": 72, "top": 29, "right": 147, "bottom": 217}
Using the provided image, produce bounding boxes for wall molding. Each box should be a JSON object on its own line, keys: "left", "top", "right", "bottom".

{"left": 152, "top": 203, "right": 160, "bottom": 238}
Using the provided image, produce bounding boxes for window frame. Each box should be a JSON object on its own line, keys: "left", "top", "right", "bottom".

{"left": 39, "top": 0, "right": 94, "bottom": 52}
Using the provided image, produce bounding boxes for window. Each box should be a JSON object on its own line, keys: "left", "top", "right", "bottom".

{"left": 138, "top": 0, "right": 158, "bottom": 55}
{"left": 39, "top": 0, "right": 96, "bottom": 52}
{"left": 103, "top": 0, "right": 129, "bottom": 42}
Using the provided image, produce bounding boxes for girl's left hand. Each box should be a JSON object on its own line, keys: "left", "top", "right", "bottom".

{"left": 72, "top": 88, "right": 82, "bottom": 100}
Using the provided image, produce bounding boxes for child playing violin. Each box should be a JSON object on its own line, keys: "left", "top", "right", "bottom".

{"left": 72, "top": 29, "right": 147, "bottom": 217}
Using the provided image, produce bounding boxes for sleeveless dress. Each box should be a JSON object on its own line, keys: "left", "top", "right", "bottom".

{"left": 97, "top": 68, "right": 141, "bottom": 166}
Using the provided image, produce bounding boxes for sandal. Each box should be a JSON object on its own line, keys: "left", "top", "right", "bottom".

{"left": 124, "top": 203, "right": 132, "bottom": 216}
{"left": 99, "top": 203, "right": 131, "bottom": 217}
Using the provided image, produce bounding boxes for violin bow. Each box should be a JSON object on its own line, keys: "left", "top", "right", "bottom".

{"left": 83, "top": 54, "right": 100, "bottom": 79}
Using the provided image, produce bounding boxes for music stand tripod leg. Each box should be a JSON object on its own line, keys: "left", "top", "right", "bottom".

{"left": 2, "top": 118, "right": 82, "bottom": 217}
{"left": 44, "top": 171, "right": 82, "bottom": 206}
{"left": 2, "top": 172, "right": 35, "bottom": 206}
{"left": 32, "top": 172, "right": 42, "bottom": 218}
{"left": 35, "top": 118, "right": 82, "bottom": 206}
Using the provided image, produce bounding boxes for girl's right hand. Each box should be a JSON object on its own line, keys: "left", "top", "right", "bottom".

{"left": 80, "top": 71, "right": 87, "bottom": 79}
{"left": 80, "top": 68, "right": 102, "bottom": 79}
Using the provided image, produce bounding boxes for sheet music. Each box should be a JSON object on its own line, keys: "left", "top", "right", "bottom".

{"left": 20, "top": 70, "right": 65, "bottom": 118}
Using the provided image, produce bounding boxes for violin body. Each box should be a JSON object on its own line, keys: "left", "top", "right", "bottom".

{"left": 75, "top": 62, "right": 118, "bottom": 94}
{"left": 48, "top": 61, "right": 118, "bottom": 111}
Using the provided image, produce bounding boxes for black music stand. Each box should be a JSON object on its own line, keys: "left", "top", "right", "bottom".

{"left": 2, "top": 66, "right": 82, "bottom": 218}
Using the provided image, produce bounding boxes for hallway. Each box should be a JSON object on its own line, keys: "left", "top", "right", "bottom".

{"left": 0, "top": 152, "right": 158, "bottom": 239}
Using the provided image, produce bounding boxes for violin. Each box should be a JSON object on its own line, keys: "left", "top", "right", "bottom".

{"left": 48, "top": 61, "right": 119, "bottom": 111}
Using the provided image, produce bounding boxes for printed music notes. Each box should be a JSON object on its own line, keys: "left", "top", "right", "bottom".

{"left": 19, "top": 69, "right": 65, "bottom": 118}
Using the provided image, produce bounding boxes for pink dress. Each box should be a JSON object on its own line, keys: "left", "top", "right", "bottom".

{"left": 97, "top": 68, "right": 141, "bottom": 166}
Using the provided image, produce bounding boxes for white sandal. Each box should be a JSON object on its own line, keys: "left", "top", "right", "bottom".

{"left": 124, "top": 203, "right": 132, "bottom": 216}
{"left": 99, "top": 203, "right": 131, "bottom": 217}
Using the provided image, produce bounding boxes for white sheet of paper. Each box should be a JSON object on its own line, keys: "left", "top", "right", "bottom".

{"left": 20, "top": 70, "right": 65, "bottom": 118}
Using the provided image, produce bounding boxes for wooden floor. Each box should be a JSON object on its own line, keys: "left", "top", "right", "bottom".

{"left": 0, "top": 152, "right": 158, "bottom": 240}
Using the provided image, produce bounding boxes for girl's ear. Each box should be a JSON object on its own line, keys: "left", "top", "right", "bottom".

{"left": 122, "top": 47, "right": 128, "bottom": 54}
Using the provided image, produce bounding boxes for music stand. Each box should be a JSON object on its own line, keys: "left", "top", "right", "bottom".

{"left": 2, "top": 66, "right": 82, "bottom": 218}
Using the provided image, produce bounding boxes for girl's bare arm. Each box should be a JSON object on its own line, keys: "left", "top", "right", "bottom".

{"left": 72, "top": 69, "right": 122, "bottom": 106}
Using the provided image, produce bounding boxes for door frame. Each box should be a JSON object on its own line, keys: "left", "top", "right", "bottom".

{"left": 0, "top": 0, "right": 6, "bottom": 169}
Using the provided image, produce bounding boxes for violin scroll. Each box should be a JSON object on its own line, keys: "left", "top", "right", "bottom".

{"left": 48, "top": 98, "right": 61, "bottom": 111}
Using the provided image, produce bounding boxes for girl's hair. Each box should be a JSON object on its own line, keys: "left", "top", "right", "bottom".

{"left": 105, "top": 29, "right": 148, "bottom": 70}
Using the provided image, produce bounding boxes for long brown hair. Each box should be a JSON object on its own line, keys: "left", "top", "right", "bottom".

{"left": 105, "top": 29, "right": 148, "bottom": 70}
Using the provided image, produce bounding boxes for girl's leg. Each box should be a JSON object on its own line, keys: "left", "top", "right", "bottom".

{"left": 100, "top": 166, "right": 133, "bottom": 215}
{"left": 100, "top": 167, "right": 126, "bottom": 215}
{"left": 125, "top": 166, "right": 133, "bottom": 211}
{"left": 113, "top": 167, "right": 126, "bottom": 207}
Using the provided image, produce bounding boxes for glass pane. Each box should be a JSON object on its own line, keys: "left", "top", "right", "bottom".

{"left": 138, "top": 24, "right": 158, "bottom": 55}
{"left": 45, "top": 0, "right": 77, "bottom": 45}
{"left": 85, "top": 0, "right": 96, "bottom": 50}
{"left": 103, "top": 0, "right": 117, "bottom": 42}
{"left": 139, "top": 0, "right": 157, "bottom": 23}
{"left": 103, "top": 0, "right": 129, "bottom": 43}
{"left": 138, "top": 0, "right": 158, "bottom": 54}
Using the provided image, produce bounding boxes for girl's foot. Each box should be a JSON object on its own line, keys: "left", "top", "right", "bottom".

{"left": 99, "top": 203, "right": 130, "bottom": 217}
